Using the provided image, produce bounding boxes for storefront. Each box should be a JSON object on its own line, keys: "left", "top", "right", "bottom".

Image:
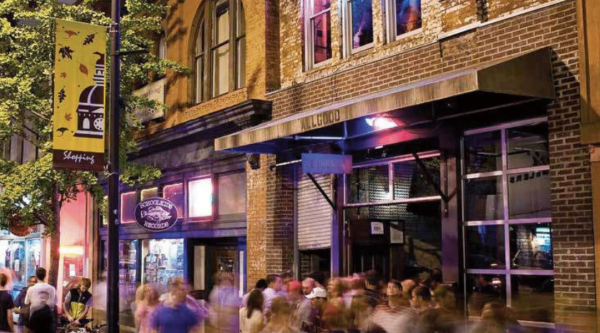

{"left": 216, "top": 48, "right": 560, "bottom": 329}
{"left": 0, "top": 230, "right": 42, "bottom": 298}
{"left": 94, "top": 100, "right": 268, "bottom": 329}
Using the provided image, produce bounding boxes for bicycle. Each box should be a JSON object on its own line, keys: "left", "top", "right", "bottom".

{"left": 56, "top": 319, "right": 106, "bottom": 333}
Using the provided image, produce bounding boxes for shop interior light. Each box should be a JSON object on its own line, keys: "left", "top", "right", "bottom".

{"left": 60, "top": 245, "right": 84, "bottom": 257}
{"left": 365, "top": 116, "right": 400, "bottom": 131}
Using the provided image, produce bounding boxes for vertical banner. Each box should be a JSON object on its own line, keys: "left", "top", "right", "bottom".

{"left": 53, "top": 20, "right": 106, "bottom": 171}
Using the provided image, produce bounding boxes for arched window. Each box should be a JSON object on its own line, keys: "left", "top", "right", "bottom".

{"left": 194, "top": 0, "right": 245, "bottom": 104}
{"left": 83, "top": 118, "right": 90, "bottom": 130}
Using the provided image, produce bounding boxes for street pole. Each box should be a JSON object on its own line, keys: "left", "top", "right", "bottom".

{"left": 107, "top": 0, "right": 121, "bottom": 330}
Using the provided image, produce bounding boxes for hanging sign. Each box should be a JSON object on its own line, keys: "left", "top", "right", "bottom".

{"left": 133, "top": 78, "right": 166, "bottom": 123}
{"left": 134, "top": 197, "right": 179, "bottom": 231}
{"left": 8, "top": 214, "right": 35, "bottom": 237}
{"left": 53, "top": 19, "right": 107, "bottom": 171}
{"left": 302, "top": 153, "right": 352, "bottom": 174}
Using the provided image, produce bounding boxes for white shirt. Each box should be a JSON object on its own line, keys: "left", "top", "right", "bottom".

{"left": 262, "top": 288, "right": 279, "bottom": 311}
{"left": 239, "top": 307, "right": 265, "bottom": 333}
{"left": 24, "top": 282, "right": 56, "bottom": 315}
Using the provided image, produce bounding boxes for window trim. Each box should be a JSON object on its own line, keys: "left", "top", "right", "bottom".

{"left": 304, "top": 0, "right": 333, "bottom": 69}
{"left": 342, "top": 0, "right": 374, "bottom": 57}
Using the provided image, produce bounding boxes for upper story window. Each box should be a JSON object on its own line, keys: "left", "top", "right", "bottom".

{"left": 194, "top": 0, "right": 246, "bottom": 104}
{"left": 344, "top": 0, "right": 373, "bottom": 54}
{"left": 305, "top": 0, "right": 332, "bottom": 68}
{"left": 1, "top": 130, "right": 38, "bottom": 164}
{"left": 386, "top": 0, "right": 422, "bottom": 41}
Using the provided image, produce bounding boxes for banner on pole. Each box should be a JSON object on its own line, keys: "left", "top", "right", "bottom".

{"left": 53, "top": 19, "right": 106, "bottom": 171}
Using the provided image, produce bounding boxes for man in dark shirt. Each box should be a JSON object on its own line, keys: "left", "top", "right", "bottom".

{"left": 150, "top": 278, "right": 199, "bottom": 333}
{"left": 62, "top": 278, "right": 93, "bottom": 327}
{"left": 14, "top": 275, "right": 36, "bottom": 333}
{"left": 0, "top": 273, "right": 15, "bottom": 333}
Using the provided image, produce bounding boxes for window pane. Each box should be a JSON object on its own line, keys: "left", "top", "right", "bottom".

{"left": 141, "top": 187, "right": 158, "bottom": 200}
{"left": 348, "top": 165, "right": 389, "bottom": 203}
{"left": 159, "top": 34, "right": 167, "bottom": 60}
{"left": 508, "top": 123, "right": 549, "bottom": 169}
{"left": 218, "top": 172, "right": 246, "bottom": 216}
{"left": 313, "top": 0, "right": 331, "bottom": 13}
{"left": 22, "top": 139, "right": 36, "bottom": 163}
{"left": 508, "top": 170, "right": 551, "bottom": 219}
{"left": 313, "top": 12, "right": 331, "bottom": 64}
{"left": 465, "top": 225, "right": 505, "bottom": 269}
{"left": 163, "top": 183, "right": 184, "bottom": 219}
{"left": 196, "top": 19, "right": 205, "bottom": 55}
{"left": 511, "top": 275, "right": 554, "bottom": 322}
{"left": 396, "top": 0, "right": 421, "bottom": 35}
{"left": 237, "top": 0, "right": 245, "bottom": 37}
{"left": 120, "top": 191, "right": 137, "bottom": 223}
{"left": 10, "top": 134, "right": 21, "bottom": 162}
{"left": 464, "top": 177, "right": 503, "bottom": 221}
{"left": 466, "top": 274, "right": 506, "bottom": 317}
{"left": 393, "top": 158, "right": 439, "bottom": 199}
{"left": 464, "top": 131, "right": 501, "bottom": 174}
{"left": 237, "top": 37, "right": 245, "bottom": 88}
{"left": 215, "top": 0, "right": 230, "bottom": 45}
{"left": 119, "top": 240, "right": 138, "bottom": 316}
{"left": 189, "top": 178, "right": 213, "bottom": 218}
{"left": 510, "top": 223, "right": 553, "bottom": 270}
{"left": 351, "top": 0, "right": 373, "bottom": 49}
{"left": 196, "top": 55, "right": 204, "bottom": 103}
{"left": 212, "top": 44, "right": 230, "bottom": 97}
{"left": 102, "top": 196, "right": 108, "bottom": 226}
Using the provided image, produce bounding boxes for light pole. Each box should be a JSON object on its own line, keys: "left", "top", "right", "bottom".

{"left": 107, "top": 0, "right": 121, "bottom": 330}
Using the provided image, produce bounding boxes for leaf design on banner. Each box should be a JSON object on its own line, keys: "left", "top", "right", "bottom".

{"left": 79, "top": 64, "right": 88, "bottom": 76}
{"left": 58, "top": 88, "right": 66, "bottom": 103}
{"left": 65, "top": 30, "right": 78, "bottom": 38}
{"left": 83, "top": 33, "right": 96, "bottom": 45}
{"left": 60, "top": 72, "right": 67, "bottom": 79}
{"left": 56, "top": 127, "right": 69, "bottom": 137}
{"left": 59, "top": 46, "right": 74, "bottom": 60}
{"left": 65, "top": 113, "right": 72, "bottom": 121}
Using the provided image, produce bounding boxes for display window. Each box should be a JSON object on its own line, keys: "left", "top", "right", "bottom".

{"left": 119, "top": 240, "right": 138, "bottom": 316}
{"left": 188, "top": 178, "right": 213, "bottom": 219}
{"left": 0, "top": 235, "right": 42, "bottom": 297}
{"left": 163, "top": 183, "right": 184, "bottom": 219}
{"left": 141, "top": 239, "right": 184, "bottom": 295}
{"left": 218, "top": 172, "right": 246, "bottom": 217}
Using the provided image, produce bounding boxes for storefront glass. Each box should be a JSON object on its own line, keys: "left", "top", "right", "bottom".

{"left": 163, "top": 183, "right": 184, "bottom": 218}
{"left": 464, "top": 131, "right": 502, "bottom": 174}
{"left": 119, "top": 240, "right": 138, "bottom": 316}
{"left": 218, "top": 172, "right": 246, "bottom": 217}
{"left": 121, "top": 192, "right": 137, "bottom": 224}
{"left": 141, "top": 239, "right": 184, "bottom": 295}
{"left": 189, "top": 178, "right": 213, "bottom": 218}
{"left": 464, "top": 177, "right": 504, "bottom": 221}
{"left": 465, "top": 225, "right": 505, "bottom": 269}
{"left": 0, "top": 233, "right": 42, "bottom": 296}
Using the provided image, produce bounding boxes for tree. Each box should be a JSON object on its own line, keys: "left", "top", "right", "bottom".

{"left": 0, "top": 0, "right": 187, "bottom": 287}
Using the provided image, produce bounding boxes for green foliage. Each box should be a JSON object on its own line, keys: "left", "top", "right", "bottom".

{"left": 0, "top": 0, "right": 186, "bottom": 234}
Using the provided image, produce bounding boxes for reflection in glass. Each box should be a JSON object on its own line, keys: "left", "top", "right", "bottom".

{"left": 142, "top": 239, "right": 184, "bottom": 295}
{"left": 212, "top": 44, "right": 230, "bottom": 97}
{"left": 464, "top": 177, "right": 503, "bottom": 221}
{"left": 119, "top": 240, "right": 138, "bottom": 316}
{"left": 163, "top": 183, "right": 184, "bottom": 219}
{"left": 395, "top": 0, "right": 421, "bottom": 36}
{"left": 466, "top": 274, "right": 506, "bottom": 317}
{"left": 218, "top": 172, "right": 247, "bottom": 216}
{"left": 510, "top": 223, "right": 553, "bottom": 269}
{"left": 508, "top": 170, "right": 551, "bottom": 219}
{"left": 215, "top": 0, "right": 230, "bottom": 44}
{"left": 350, "top": 0, "right": 373, "bottom": 49}
{"left": 120, "top": 191, "right": 137, "bottom": 223}
{"left": 466, "top": 226, "right": 505, "bottom": 269}
{"left": 313, "top": 0, "right": 331, "bottom": 12}
{"left": 348, "top": 165, "right": 389, "bottom": 203}
{"left": 511, "top": 275, "right": 554, "bottom": 322}
{"left": 508, "top": 123, "right": 549, "bottom": 169}
{"left": 464, "top": 131, "right": 501, "bottom": 174}
{"left": 189, "top": 178, "right": 213, "bottom": 218}
{"left": 313, "top": 12, "right": 332, "bottom": 64}
{"left": 393, "top": 158, "right": 439, "bottom": 199}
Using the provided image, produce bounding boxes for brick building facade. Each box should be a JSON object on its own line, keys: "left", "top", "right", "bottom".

{"left": 226, "top": 0, "right": 598, "bottom": 331}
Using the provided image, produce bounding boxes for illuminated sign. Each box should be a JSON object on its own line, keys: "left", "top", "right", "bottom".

{"left": 134, "top": 197, "right": 179, "bottom": 231}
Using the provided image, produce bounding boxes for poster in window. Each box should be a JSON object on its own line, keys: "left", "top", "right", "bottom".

{"left": 390, "top": 221, "right": 404, "bottom": 244}
{"left": 370, "top": 221, "right": 384, "bottom": 235}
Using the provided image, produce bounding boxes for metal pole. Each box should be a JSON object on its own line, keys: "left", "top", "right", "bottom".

{"left": 107, "top": 0, "right": 121, "bottom": 330}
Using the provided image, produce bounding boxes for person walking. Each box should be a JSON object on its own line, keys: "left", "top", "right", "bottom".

{"left": 150, "top": 279, "right": 199, "bottom": 333}
{"left": 208, "top": 272, "right": 239, "bottom": 333}
{"left": 240, "top": 289, "right": 266, "bottom": 333}
{"left": 242, "top": 279, "right": 268, "bottom": 307}
{"left": 259, "top": 297, "right": 298, "bottom": 333}
{"left": 135, "top": 284, "right": 160, "bottom": 333}
{"left": 263, "top": 274, "right": 283, "bottom": 314}
{"left": 62, "top": 278, "right": 93, "bottom": 327}
{"left": 14, "top": 275, "right": 36, "bottom": 333}
{"left": 25, "top": 267, "right": 56, "bottom": 333}
{"left": 0, "top": 273, "right": 14, "bottom": 333}
{"left": 288, "top": 281, "right": 312, "bottom": 332}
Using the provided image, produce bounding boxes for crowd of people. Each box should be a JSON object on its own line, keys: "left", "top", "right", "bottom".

{"left": 131, "top": 270, "right": 527, "bottom": 333}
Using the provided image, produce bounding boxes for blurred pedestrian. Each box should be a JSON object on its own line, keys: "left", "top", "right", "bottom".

{"left": 61, "top": 278, "right": 93, "bottom": 327}
{"left": 135, "top": 284, "right": 160, "bottom": 333}
{"left": 14, "top": 275, "right": 36, "bottom": 333}
{"left": 260, "top": 297, "right": 298, "bottom": 333}
{"left": 263, "top": 274, "right": 283, "bottom": 313}
{"left": 208, "top": 272, "right": 239, "bottom": 333}
{"left": 469, "top": 302, "right": 524, "bottom": 333}
{"left": 279, "top": 271, "right": 293, "bottom": 299}
{"left": 240, "top": 289, "right": 266, "bottom": 333}
{"left": 0, "top": 273, "right": 14, "bottom": 333}
{"left": 242, "top": 279, "right": 268, "bottom": 307}
{"left": 326, "top": 278, "right": 346, "bottom": 310}
{"left": 288, "top": 281, "right": 313, "bottom": 332}
{"left": 364, "top": 271, "right": 383, "bottom": 308}
{"left": 302, "top": 278, "right": 316, "bottom": 297}
{"left": 306, "top": 287, "right": 327, "bottom": 333}
{"left": 25, "top": 267, "right": 56, "bottom": 333}
{"left": 416, "top": 285, "right": 460, "bottom": 333}
{"left": 150, "top": 279, "right": 199, "bottom": 333}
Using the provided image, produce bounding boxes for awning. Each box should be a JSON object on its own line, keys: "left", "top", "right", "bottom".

{"left": 216, "top": 48, "right": 555, "bottom": 153}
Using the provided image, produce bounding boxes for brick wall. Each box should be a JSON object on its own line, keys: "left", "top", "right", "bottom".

{"left": 267, "top": 1, "right": 595, "bottom": 331}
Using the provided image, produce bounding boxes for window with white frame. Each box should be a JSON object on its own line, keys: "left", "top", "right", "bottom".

{"left": 462, "top": 118, "right": 554, "bottom": 327}
{"left": 305, "top": 0, "right": 332, "bottom": 68}
{"left": 386, "top": 0, "right": 422, "bottom": 41}
{"left": 344, "top": 0, "right": 373, "bottom": 54}
{"left": 194, "top": 0, "right": 245, "bottom": 104}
